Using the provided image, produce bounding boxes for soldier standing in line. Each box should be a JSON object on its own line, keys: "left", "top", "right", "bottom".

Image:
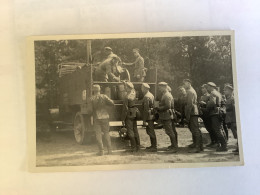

{"left": 154, "top": 82, "right": 178, "bottom": 153}
{"left": 167, "top": 85, "right": 178, "bottom": 146}
{"left": 199, "top": 84, "right": 217, "bottom": 147}
{"left": 183, "top": 79, "right": 203, "bottom": 153}
{"left": 206, "top": 82, "right": 228, "bottom": 152}
{"left": 174, "top": 87, "right": 187, "bottom": 127}
{"left": 123, "top": 48, "right": 146, "bottom": 82}
{"left": 141, "top": 83, "right": 157, "bottom": 152}
{"left": 224, "top": 84, "right": 239, "bottom": 154}
{"left": 221, "top": 93, "right": 229, "bottom": 142}
{"left": 121, "top": 82, "right": 141, "bottom": 153}
{"left": 91, "top": 84, "right": 115, "bottom": 156}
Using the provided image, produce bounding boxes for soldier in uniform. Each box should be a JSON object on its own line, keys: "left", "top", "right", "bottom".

{"left": 155, "top": 82, "right": 178, "bottom": 153}
{"left": 206, "top": 82, "right": 227, "bottom": 152}
{"left": 95, "top": 47, "right": 121, "bottom": 82}
{"left": 123, "top": 48, "right": 146, "bottom": 82}
{"left": 167, "top": 85, "right": 178, "bottom": 146}
{"left": 183, "top": 79, "right": 203, "bottom": 153}
{"left": 91, "top": 85, "right": 115, "bottom": 156}
{"left": 121, "top": 82, "right": 141, "bottom": 153}
{"left": 174, "top": 87, "right": 187, "bottom": 127}
{"left": 224, "top": 84, "right": 238, "bottom": 153}
{"left": 104, "top": 47, "right": 118, "bottom": 59}
{"left": 141, "top": 83, "right": 157, "bottom": 152}
{"left": 221, "top": 93, "right": 229, "bottom": 142}
{"left": 199, "top": 84, "right": 217, "bottom": 147}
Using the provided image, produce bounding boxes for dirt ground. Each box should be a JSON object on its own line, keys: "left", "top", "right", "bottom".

{"left": 36, "top": 126, "right": 240, "bottom": 167}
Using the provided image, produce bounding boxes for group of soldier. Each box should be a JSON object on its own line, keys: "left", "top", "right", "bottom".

{"left": 94, "top": 47, "right": 147, "bottom": 82}
{"left": 91, "top": 47, "right": 238, "bottom": 156}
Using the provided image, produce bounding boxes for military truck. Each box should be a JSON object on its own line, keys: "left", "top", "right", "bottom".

{"left": 51, "top": 41, "right": 158, "bottom": 144}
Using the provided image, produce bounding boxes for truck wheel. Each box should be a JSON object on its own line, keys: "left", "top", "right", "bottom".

{"left": 73, "top": 112, "right": 87, "bottom": 144}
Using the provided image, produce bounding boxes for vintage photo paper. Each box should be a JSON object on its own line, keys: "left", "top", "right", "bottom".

{"left": 27, "top": 31, "right": 243, "bottom": 172}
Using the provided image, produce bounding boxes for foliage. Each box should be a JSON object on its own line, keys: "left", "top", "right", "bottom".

{"left": 34, "top": 35, "right": 233, "bottom": 107}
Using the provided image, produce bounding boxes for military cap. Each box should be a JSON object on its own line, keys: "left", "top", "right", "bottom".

{"left": 142, "top": 83, "right": 150, "bottom": 89}
{"left": 133, "top": 48, "right": 140, "bottom": 53}
{"left": 201, "top": 84, "right": 207, "bottom": 88}
{"left": 158, "top": 82, "right": 168, "bottom": 86}
{"left": 92, "top": 84, "right": 101, "bottom": 91}
{"left": 183, "top": 79, "right": 192, "bottom": 84}
{"left": 104, "top": 47, "right": 112, "bottom": 51}
{"left": 125, "top": 82, "right": 134, "bottom": 89}
{"left": 207, "top": 82, "right": 217, "bottom": 88}
{"left": 224, "top": 84, "right": 234, "bottom": 90}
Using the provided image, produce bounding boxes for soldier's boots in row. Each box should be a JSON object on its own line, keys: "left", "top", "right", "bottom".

{"left": 188, "top": 135, "right": 203, "bottom": 153}
{"left": 145, "top": 146, "right": 157, "bottom": 152}
{"left": 166, "top": 137, "right": 178, "bottom": 153}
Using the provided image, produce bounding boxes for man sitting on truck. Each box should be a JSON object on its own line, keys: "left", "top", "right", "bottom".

{"left": 91, "top": 84, "right": 115, "bottom": 156}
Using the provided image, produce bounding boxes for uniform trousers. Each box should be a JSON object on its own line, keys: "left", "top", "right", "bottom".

{"left": 171, "top": 120, "right": 178, "bottom": 145}
{"left": 94, "top": 119, "right": 112, "bottom": 151}
{"left": 210, "top": 115, "right": 227, "bottom": 148}
{"left": 188, "top": 116, "right": 203, "bottom": 148}
{"left": 146, "top": 120, "right": 157, "bottom": 148}
{"left": 202, "top": 116, "right": 217, "bottom": 143}
{"left": 125, "top": 118, "right": 140, "bottom": 150}
{"left": 161, "top": 119, "right": 177, "bottom": 148}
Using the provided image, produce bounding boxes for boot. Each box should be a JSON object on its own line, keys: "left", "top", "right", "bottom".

{"left": 206, "top": 141, "right": 216, "bottom": 147}
{"left": 217, "top": 136, "right": 227, "bottom": 152}
{"left": 108, "top": 149, "right": 113, "bottom": 155}
{"left": 170, "top": 136, "right": 178, "bottom": 148}
{"left": 169, "top": 147, "right": 178, "bottom": 153}
{"left": 146, "top": 147, "right": 157, "bottom": 152}
{"left": 96, "top": 150, "right": 104, "bottom": 156}
{"left": 128, "top": 137, "right": 136, "bottom": 152}
{"left": 188, "top": 147, "right": 201, "bottom": 153}
{"left": 216, "top": 147, "right": 228, "bottom": 152}
{"left": 188, "top": 143, "right": 196, "bottom": 148}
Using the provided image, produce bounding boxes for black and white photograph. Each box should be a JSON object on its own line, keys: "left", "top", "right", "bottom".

{"left": 28, "top": 31, "right": 243, "bottom": 171}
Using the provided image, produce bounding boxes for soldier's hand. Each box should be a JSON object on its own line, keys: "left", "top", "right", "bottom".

{"left": 122, "top": 121, "right": 125, "bottom": 127}
{"left": 114, "top": 77, "right": 120, "bottom": 82}
{"left": 143, "top": 121, "right": 148, "bottom": 127}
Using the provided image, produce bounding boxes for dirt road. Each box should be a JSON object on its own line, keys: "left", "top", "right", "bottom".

{"left": 36, "top": 127, "right": 240, "bottom": 167}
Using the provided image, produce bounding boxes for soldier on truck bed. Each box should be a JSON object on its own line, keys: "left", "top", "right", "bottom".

{"left": 94, "top": 47, "right": 121, "bottom": 82}
{"left": 123, "top": 48, "right": 147, "bottom": 82}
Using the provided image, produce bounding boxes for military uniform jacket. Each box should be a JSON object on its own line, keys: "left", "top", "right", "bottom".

{"left": 142, "top": 91, "right": 154, "bottom": 122}
{"left": 121, "top": 89, "right": 137, "bottom": 121}
{"left": 91, "top": 94, "right": 114, "bottom": 120}
{"left": 185, "top": 87, "right": 199, "bottom": 120}
{"left": 225, "top": 95, "right": 236, "bottom": 123}
{"left": 200, "top": 92, "right": 210, "bottom": 117}
{"left": 158, "top": 91, "right": 173, "bottom": 120}
{"left": 206, "top": 89, "right": 222, "bottom": 116}
{"left": 133, "top": 56, "right": 145, "bottom": 78}
{"left": 96, "top": 54, "right": 120, "bottom": 81}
